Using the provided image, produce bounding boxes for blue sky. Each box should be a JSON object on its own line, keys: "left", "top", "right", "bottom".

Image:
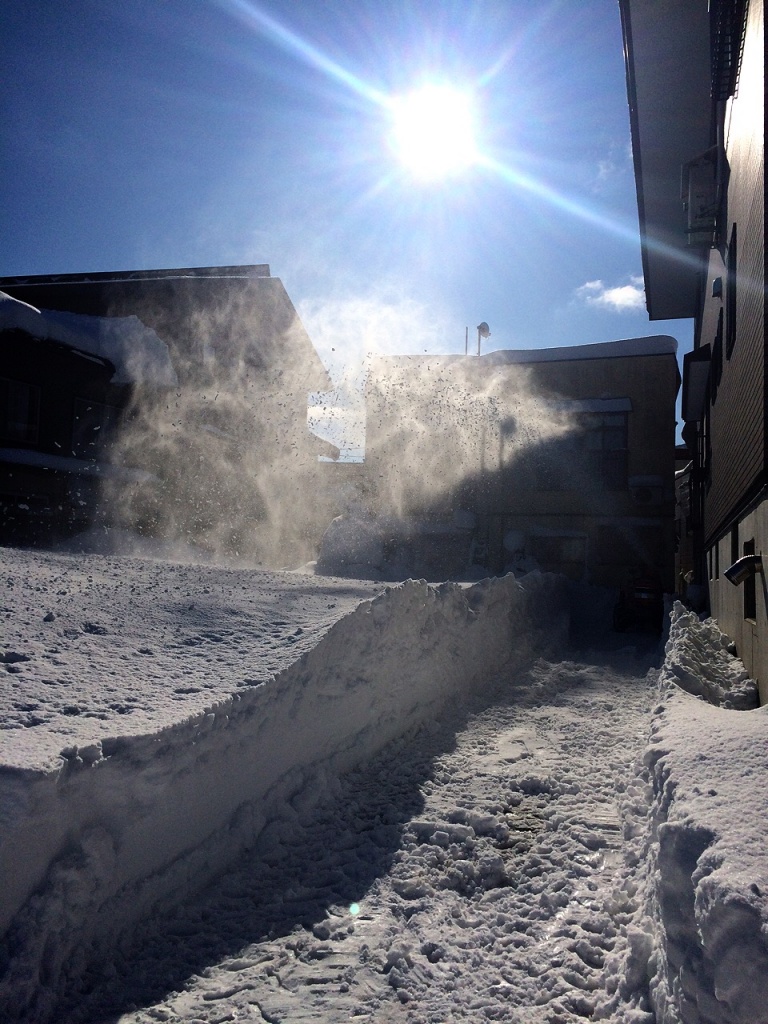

{"left": 2, "top": 0, "right": 691, "bottom": 416}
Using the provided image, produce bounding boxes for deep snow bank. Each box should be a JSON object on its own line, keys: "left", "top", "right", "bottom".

{"left": 0, "top": 547, "right": 384, "bottom": 771}
{"left": 0, "top": 571, "right": 567, "bottom": 1023}
{"left": 603, "top": 603, "right": 768, "bottom": 1024}
{"left": 658, "top": 602, "right": 759, "bottom": 709}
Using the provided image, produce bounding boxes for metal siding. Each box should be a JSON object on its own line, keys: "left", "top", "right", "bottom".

{"left": 704, "top": 0, "right": 766, "bottom": 543}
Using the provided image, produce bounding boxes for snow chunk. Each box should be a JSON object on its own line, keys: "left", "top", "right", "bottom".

{"left": 661, "top": 601, "right": 758, "bottom": 708}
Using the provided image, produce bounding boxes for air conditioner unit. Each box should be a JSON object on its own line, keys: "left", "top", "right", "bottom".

{"left": 682, "top": 147, "right": 720, "bottom": 247}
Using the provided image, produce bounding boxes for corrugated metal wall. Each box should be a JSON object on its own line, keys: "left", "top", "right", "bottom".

{"left": 705, "top": 0, "right": 765, "bottom": 544}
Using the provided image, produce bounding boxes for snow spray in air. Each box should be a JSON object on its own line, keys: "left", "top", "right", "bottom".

{"left": 100, "top": 279, "right": 338, "bottom": 567}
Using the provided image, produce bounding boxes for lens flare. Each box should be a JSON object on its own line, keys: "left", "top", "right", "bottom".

{"left": 389, "top": 84, "right": 477, "bottom": 181}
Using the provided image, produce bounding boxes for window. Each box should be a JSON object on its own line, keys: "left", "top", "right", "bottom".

{"left": 711, "top": 309, "right": 724, "bottom": 403}
{"left": 0, "top": 377, "right": 40, "bottom": 444}
{"left": 726, "top": 223, "right": 737, "bottom": 357}
{"left": 743, "top": 538, "right": 757, "bottom": 620}
{"left": 528, "top": 535, "right": 587, "bottom": 582}
{"left": 596, "top": 523, "right": 664, "bottom": 571}
{"left": 708, "top": 542, "right": 721, "bottom": 580}
{"left": 535, "top": 412, "right": 629, "bottom": 491}
{"left": 71, "top": 398, "right": 119, "bottom": 460}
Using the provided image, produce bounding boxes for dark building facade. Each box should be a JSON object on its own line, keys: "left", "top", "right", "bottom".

{"left": 0, "top": 321, "right": 133, "bottom": 534}
{"left": 0, "top": 266, "right": 336, "bottom": 562}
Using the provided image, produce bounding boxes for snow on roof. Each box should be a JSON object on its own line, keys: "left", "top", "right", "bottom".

{"left": 0, "top": 290, "right": 177, "bottom": 387}
{"left": 40, "top": 308, "right": 178, "bottom": 387}
{"left": 370, "top": 336, "right": 678, "bottom": 371}
{"left": 481, "top": 335, "right": 678, "bottom": 365}
{"left": 0, "top": 289, "right": 47, "bottom": 332}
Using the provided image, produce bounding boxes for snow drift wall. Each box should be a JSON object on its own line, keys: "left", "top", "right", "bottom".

{"left": 603, "top": 603, "right": 768, "bottom": 1024}
{"left": 0, "top": 571, "right": 568, "bottom": 1023}
{"left": 658, "top": 602, "right": 759, "bottom": 709}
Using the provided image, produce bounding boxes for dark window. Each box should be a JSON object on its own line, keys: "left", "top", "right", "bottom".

{"left": 726, "top": 223, "right": 737, "bottom": 357}
{"left": 744, "top": 538, "right": 757, "bottom": 620}
{"left": 596, "top": 523, "right": 664, "bottom": 571}
{"left": 711, "top": 308, "right": 724, "bottom": 402}
{"left": 535, "top": 412, "right": 629, "bottom": 491}
{"left": 708, "top": 542, "right": 721, "bottom": 580}
{"left": 72, "top": 398, "right": 119, "bottom": 460}
{"left": 0, "top": 377, "right": 41, "bottom": 444}
{"left": 702, "top": 404, "right": 712, "bottom": 486}
{"left": 529, "top": 534, "right": 587, "bottom": 581}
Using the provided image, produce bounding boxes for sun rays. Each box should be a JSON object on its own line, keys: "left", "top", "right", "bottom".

{"left": 214, "top": 0, "right": 706, "bottom": 279}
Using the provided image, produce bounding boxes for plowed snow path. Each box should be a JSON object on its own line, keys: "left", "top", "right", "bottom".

{"left": 62, "top": 643, "right": 659, "bottom": 1024}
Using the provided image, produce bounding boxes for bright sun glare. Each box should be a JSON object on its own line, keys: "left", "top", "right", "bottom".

{"left": 390, "top": 83, "right": 477, "bottom": 181}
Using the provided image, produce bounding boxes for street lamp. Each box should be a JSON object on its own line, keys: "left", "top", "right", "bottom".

{"left": 477, "top": 322, "right": 490, "bottom": 355}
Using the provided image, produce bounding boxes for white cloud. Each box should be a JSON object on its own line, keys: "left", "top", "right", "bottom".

{"left": 575, "top": 275, "right": 646, "bottom": 313}
{"left": 596, "top": 158, "right": 617, "bottom": 182}
{"left": 591, "top": 138, "right": 634, "bottom": 194}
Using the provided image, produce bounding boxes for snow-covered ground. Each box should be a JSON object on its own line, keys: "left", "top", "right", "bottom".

{"left": 1, "top": 543, "right": 767, "bottom": 1024}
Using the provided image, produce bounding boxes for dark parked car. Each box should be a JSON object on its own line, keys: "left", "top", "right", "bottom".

{"left": 613, "top": 572, "right": 664, "bottom": 633}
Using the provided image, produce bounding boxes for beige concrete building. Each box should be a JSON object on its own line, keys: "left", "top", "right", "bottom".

{"left": 365, "top": 336, "right": 679, "bottom": 589}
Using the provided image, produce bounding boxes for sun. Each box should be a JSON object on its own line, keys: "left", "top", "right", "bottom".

{"left": 389, "top": 83, "right": 478, "bottom": 181}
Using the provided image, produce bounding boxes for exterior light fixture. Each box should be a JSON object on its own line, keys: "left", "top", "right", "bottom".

{"left": 724, "top": 554, "right": 763, "bottom": 586}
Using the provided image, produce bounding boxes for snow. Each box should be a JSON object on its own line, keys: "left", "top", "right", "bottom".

{"left": 480, "top": 335, "right": 678, "bottom": 366}
{"left": 657, "top": 603, "right": 758, "bottom": 709}
{"left": 372, "top": 337, "right": 677, "bottom": 374}
{"left": 0, "top": 291, "right": 51, "bottom": 336}
{"left": 1, "top": 545, "right": 767, "bottom": 1024}
{"left": 0, "top": 290, "right": 177, "bottom": 386}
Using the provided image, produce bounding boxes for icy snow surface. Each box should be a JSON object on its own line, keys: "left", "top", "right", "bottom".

{"left": 0, "top": 547, "right": 384, "bottom": 770}
{"left": 1, "top": 551, "right": 768, "bottom": 1024}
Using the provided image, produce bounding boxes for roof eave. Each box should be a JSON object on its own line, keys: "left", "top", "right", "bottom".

{"left": 619, "top": 0, "right": 713, "bottom": 321}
